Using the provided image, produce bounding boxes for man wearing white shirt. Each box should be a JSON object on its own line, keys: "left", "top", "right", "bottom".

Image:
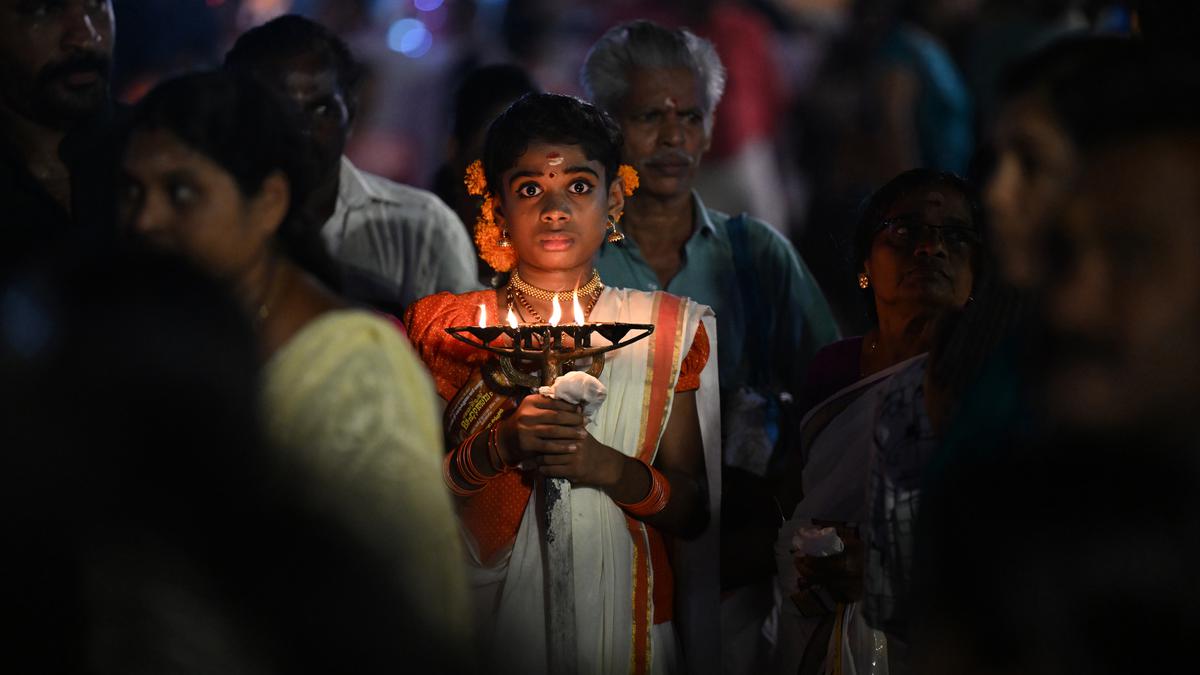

{"left": 225, "top": 14, "right": 479, "bottom": 314}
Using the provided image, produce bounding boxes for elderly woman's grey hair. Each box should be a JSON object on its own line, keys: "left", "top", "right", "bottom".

{"left": 582, "top": 20, "right": 727, "bottom": 132}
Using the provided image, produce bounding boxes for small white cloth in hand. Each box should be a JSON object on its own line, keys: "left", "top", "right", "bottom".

{"left": 792, "top": 526, "right": 845, "bottom": 558}
{"left": 537, "top": 370, "right": 607, "bottom": 418}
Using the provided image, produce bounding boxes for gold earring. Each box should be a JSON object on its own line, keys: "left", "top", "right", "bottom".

{"left": 498, "top": 228, "right": 512, "bottom": 248}
{"left": 858, "top": 272, "right": 870, "bottom": 289}
{"left": 606, "top": 215, "right": 625, "bottom": 244}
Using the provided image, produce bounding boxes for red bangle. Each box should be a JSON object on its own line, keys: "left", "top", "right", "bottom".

{"left": 444, "top": 430, "right": 487, "bottom": 497}
{"left": 615, "top": 458, "right": 671, "bottom": 517}
{"left": 487, "top": 422, "right": 511, "bottom": 473}
{"left": 444, "top": 447, "right": 484, "bottom": 497}
{"left": 456, "top": 429, "right": 490, "bottom": 485}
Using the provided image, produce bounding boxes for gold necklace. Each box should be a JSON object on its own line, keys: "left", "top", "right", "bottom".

{"left": 508, "top": 269, "right": 603, "bottom": 303}
{"left": 508, "top": 287, "right": 539, "bottom": 323}
{"left": 507, "top": 285, "right": 600, "bottom": 324}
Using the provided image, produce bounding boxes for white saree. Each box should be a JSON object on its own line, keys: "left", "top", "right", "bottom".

{"left": 765, "top": 356, "right": 925, "bottom": 675}
{"left": 469, "top": 288, "right": 721, "bottom": 675}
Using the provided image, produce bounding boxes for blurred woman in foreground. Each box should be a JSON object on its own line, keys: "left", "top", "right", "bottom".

{"left": 117, "top": 71, "right": 471, "bottom": 664}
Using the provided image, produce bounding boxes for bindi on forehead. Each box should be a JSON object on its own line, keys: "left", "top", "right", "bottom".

{"left": 663, "top": 97, "right": 678, "bottom": 110}
{"left": 545, "top": 151, "right": 564, "bottom": 177}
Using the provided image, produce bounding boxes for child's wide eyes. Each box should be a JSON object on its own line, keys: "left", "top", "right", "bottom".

{"left": 515, "top": 179, "right": 594, "bottom": 198}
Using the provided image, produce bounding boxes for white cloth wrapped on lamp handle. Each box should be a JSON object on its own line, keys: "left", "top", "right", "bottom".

{"left": 537, "top": 370, "right": 607, "bottom": 418}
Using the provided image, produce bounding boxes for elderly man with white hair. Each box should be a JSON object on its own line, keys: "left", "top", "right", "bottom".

{"left": 583, "top": 20, "right": 840, "bottom": 674}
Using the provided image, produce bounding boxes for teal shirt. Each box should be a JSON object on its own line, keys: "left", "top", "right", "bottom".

{"left": 595, "top": 192, "right": 840, "bottom": 398}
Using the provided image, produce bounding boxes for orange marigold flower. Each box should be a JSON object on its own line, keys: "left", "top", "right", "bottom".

{"left": 618, "top": 164, "right": 639, "bottom": 197}
{"left": 473, "top": 194, "right": 517, "bottom": 272}
{"left": 464, "top": 159, "right": 488, "bottom": 196}
{"left": 479, "top": 193, "right": 494, "bottom": 223}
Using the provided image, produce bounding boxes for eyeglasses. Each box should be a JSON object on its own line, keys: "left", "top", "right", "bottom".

{"left": 876, "top": 218, "right": 981, "bottom": 249}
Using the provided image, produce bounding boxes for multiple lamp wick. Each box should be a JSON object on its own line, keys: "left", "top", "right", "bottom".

{"left": 478, "top": 289, "right": 586, "bottom": 330}
{"left": 448, "top": 291, "right": 654, "bottom": 389}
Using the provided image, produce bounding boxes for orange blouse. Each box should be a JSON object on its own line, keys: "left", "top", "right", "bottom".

{"left": 676, "top": 321, "right": 709, "bottom": 392}
{"left": 405, "top": 290, "right": 498, "bottom": 403}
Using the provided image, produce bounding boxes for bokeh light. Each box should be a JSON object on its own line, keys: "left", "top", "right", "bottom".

{"left": 387, "top": 18, "right": 433, "bottom": 58}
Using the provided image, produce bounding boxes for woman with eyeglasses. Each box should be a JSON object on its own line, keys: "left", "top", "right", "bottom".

{"left": 767, "top": 169, "right": 983, "bottom": 675}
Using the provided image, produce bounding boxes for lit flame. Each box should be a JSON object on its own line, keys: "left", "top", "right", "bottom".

{"left": 506, "top": 307, "right": 519, "bottom": 329}
{"left": 572, "top": 289, "right": 585, "bottom": 325}
{"left": 549, "top": 293, "right": 562, "bottom": 326}
{"left": 478, "top": 303, "right": 487, "bottom": 328}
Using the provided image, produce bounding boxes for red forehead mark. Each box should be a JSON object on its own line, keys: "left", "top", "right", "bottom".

{"left": 664, "top": 97, "right": 677, "bottom": 109}
{"left": 546, "top": 152, "right": 565, "bottom": 167}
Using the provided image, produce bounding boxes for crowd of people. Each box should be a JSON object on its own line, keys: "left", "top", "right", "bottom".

{"left": 3, "top": 1, "right": 1200, "bottom": 674}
